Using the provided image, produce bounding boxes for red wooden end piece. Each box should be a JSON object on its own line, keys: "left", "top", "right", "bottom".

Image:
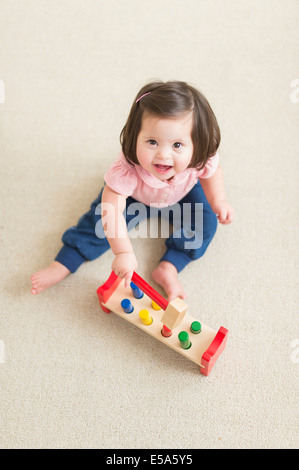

{"left": 200, "top": 326, "right": 228, "bottom": 376}
{"left": 131, "top": 272, "right": 169, "bottom": 311}
{"left": 97, "top": 271, "right": 122, "bottom": 313}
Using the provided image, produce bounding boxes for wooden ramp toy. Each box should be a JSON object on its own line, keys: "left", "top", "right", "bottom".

{"left": 97, "top": 271, "right": 228, "bottom": 376}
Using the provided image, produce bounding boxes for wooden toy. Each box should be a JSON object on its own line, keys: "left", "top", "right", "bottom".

{"left": 97, "top": 271, "right": 228, "bottom": 376}
{"left": 161, "top": 297, "right": 188, "bottom": 330}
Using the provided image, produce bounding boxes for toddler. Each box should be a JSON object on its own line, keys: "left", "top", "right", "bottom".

{"left": 31, "top": 80, "right": 233, "bottom": 301}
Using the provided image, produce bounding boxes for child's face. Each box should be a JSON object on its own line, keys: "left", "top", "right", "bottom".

{"left": 136, "top": 112, "right": 194, "bottom": 181}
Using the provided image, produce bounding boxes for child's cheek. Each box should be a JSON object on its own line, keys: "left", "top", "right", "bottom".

{"left": 137, "top": 149, "right": 151, "bottom": 169}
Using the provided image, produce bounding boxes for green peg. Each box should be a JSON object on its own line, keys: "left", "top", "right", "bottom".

{"left": 178, "top": 331, "right": 192, "bottom": 349}
{"left": 190, "top": 321, "right": 201, "bottom": 334}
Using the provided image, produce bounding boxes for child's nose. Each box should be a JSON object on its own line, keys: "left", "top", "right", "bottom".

{"left": 157, "top": 146, "right": 171, "bottom": 159}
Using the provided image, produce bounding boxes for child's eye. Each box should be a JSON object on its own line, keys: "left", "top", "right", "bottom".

{"left": 148, "top": 139, "right": 157, "bottom": 146}
{"left": 173, "top": 142, "right": 182, "bottom": 149}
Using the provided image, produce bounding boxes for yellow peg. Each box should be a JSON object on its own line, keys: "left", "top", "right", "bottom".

{"left": 151, "top": 300, "right": 161, "bottom": 310}
{"left": 139, "top": 309, "right": 153, "bottom": 326}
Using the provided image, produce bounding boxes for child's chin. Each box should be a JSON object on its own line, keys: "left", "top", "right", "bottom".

{"left": 153, "top": 168, "right": 175, "bottom": 180}
{"left": 157, "top": 172, "right": 174, "bottom": 181}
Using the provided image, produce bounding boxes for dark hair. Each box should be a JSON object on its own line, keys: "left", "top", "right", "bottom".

{"left": 120, "top": 80, "right": 220, "bottom": 170}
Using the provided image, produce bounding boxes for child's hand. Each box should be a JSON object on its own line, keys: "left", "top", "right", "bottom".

{"left": 212, "top": 200, "right": 234, "bottom": 225}
{"left": 112, "top": 252, "right": 138, "bottom": 288}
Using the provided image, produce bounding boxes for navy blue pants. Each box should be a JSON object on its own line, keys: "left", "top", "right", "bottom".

{"left": 55, "top": 181, "right": 218, "bottom": 273}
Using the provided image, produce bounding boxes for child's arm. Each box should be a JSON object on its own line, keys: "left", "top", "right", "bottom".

{"left": 101, "top": 185, "right": 137, "bottom": 287}
{"left": 199, "top": 166, "right": 234, "bottom": 224}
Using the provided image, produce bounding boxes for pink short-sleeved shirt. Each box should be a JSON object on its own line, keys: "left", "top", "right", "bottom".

{"left": 104, "top": 151, "right": 219, "bottom": 208}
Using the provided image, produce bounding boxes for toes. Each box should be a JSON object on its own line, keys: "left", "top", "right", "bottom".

{"left": 31, "top": 279, "right": 40, "bottom": 289}
{"left": 168, "top": 291, "right": 178, "bottom": 302}
{"left": 31, "top": 275, "right": 39, "bottom": 286}
{"left": 168, "top": 289, "right": 186, "bottom": 302}
{"left": 31, "top": 285, "right": 44, "bottom": 295}
{"left": 31, "top": 285, "right": 39, "bottom": 295}
{"left": 31, "top": 274, "right": 42, "bottom": 295}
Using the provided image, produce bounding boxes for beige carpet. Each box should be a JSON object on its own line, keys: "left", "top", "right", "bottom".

{"left": 0, "top": 0, "right": 298, "bottom": 449}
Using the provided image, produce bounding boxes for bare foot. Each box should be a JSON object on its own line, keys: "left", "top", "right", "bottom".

{"left": 152, "top": 261, "right": 186, "bottom": 302}
{"left": 31, "top": 261, "right": 71, "bottom": 295}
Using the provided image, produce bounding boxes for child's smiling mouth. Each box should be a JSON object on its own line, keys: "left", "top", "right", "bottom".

{"left": 153, "top": 164, "right": 173, "bottom": 174}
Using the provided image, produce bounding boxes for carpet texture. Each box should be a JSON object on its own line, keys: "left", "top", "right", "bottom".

{"left": 0, "top": 0, "right": 298, "bottom": 449}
